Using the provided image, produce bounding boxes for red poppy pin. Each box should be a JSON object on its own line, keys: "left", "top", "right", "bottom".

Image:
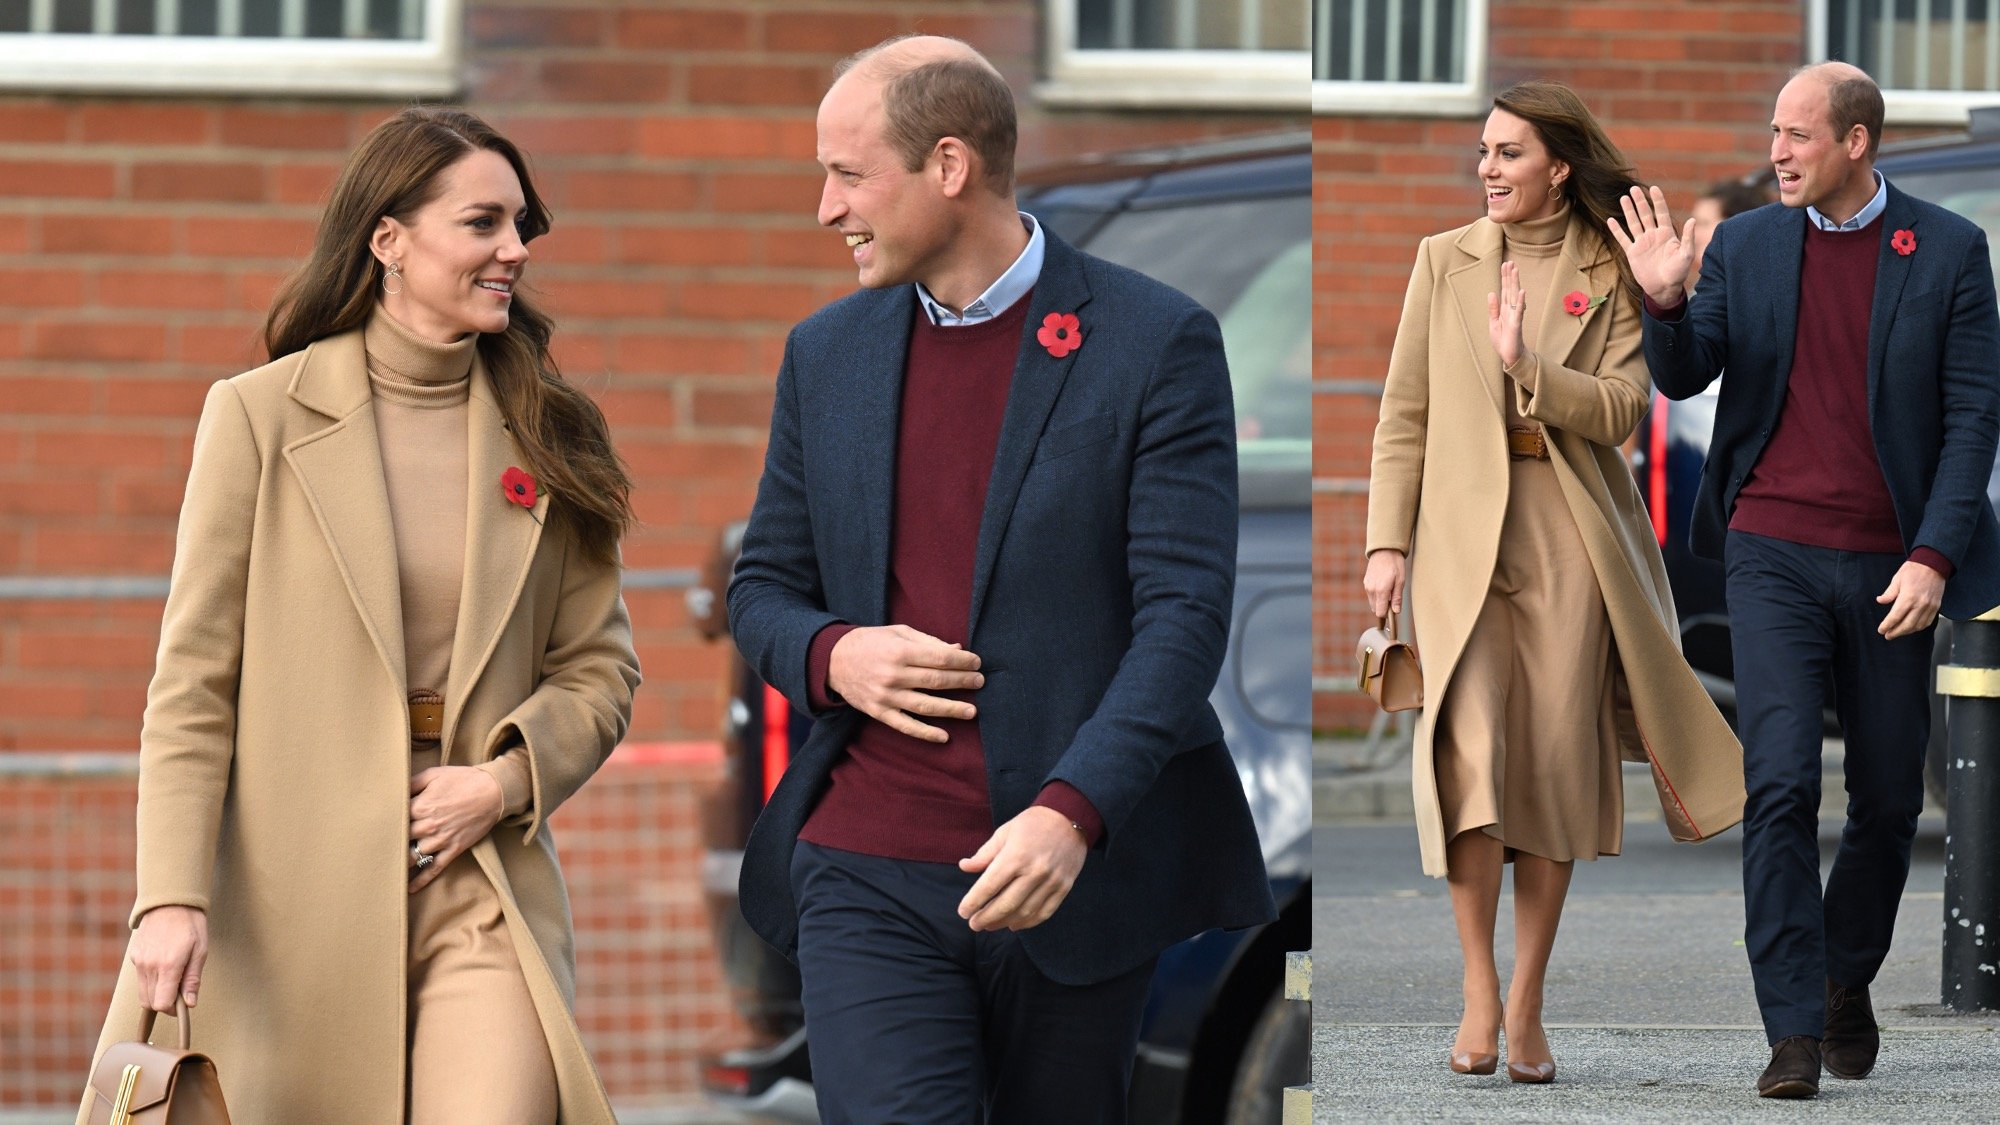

{"left": 1892, "top": 229, "right": 1917, "bottom": 256}
{"left": 1037, "top": 312, "right": 1083, "bottom": 358}
{"left": 1563, "top": 290, "right": 1608, "bottom": 317}
{"left": 501, "top": 466, "right": 542, "bottom": 524}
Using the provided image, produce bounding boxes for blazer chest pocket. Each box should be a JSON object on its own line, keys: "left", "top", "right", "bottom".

{"left": 1032, "top": 412, "right": 1117, "bottom": 464}
{"left": 1893, "top": 288, "right": 1942, "bottom": 332}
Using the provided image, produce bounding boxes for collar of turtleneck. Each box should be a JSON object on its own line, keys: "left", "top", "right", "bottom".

{"left": 1502, "top": 203, "right": 1570, "bottom": 256}
{"left": 365, "top": 305, "right": 474, "bottom": 409}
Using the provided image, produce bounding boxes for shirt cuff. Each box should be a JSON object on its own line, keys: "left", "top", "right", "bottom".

{"left": 806, "top": 622, "right": 857, "bottom": 712}
{"left": 1033, "top": 781, "right": 1104, "bottom": 848}
{"left": 1911, "top": 546, "right": 1956, "bottom": 580}
{"left": 473, "top": 747, "right": 533, "bottom": 818}
{"left": 1643, "top": 292, "right": 1687, "bottom": 321}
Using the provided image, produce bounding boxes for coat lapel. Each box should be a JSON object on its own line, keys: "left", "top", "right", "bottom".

{"left": 282, "top": 330, "right": 408, "bottom": 694}
{"left": 1446, "top": 220, "right": 1507, "bottom": 414}
{"left": 1866, "top": 185, "right": 1920, "bottom": 413}
{"left": 1768, "top": 208, "right": 1806, "bottom": 391}
{"left": 966, "top": 231, "right": 1092, "bottom": 641}
{"left": 838, "top": 286, "right": 913, "bottom": 626}
{"left": 442, "top": 354, "right": 550, "bottom": 753}
{"left": 1536, "top": 212, "right": 1613, "bottom": 369}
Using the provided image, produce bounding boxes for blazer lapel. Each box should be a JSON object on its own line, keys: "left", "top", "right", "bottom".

{"left": 1866, "top": 186, "right": 1920, "bottom": 412}
{"left": 441, "top": 354, "right": 549, "bottom": 754}
{"left": 1446, "top": 220, "right": 1507, "bottom": 414}
{"left": 966, "top": 231, "right": 1092, "bottom": 641}
{"left": 836, "top": 287, "right": 913, "bottom": 626}
{"left": 1768, "top": 208, "right": 1806, "bottom": 388}
{"left": 281, "top": 329, "right": 408, "bottom": 694}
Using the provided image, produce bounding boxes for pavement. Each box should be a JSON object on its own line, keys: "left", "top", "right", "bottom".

{"left": 1312, "top": 738, "right": 2000, "bottom": 1123}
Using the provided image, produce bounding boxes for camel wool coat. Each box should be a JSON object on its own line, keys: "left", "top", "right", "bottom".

{"left": 1366, "top": 214, "right": 1744, "bottom": 878}
{"left": 79, "top": 327, "right": 639, "bottom": 1124}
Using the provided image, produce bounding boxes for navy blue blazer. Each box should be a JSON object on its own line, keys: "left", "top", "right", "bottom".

{"left": 1643, "top": 182, "right": 2000, "bottom": 620}
{"left": 727, "top": 230, "right": 1275, "bottom": 986}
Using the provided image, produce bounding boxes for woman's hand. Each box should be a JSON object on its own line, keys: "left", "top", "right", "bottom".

{"left": 129, "top": 905, "right": 207, "bottom": 1012}
{"left": 1606, "top": 185, "right": 1697, "bottom": 309}
{"left": 1363, "top": 548, "right": 1408, "bottom": 620}
{"left": 408, "top": 766, "right": 505, "bottom": 893}
{"left": 1486, "top": 261, "right": 1526, "bottom": 369}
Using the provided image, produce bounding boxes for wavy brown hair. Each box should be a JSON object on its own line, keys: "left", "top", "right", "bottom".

{"left": 264, "top": 106, "right": 632, "bottom": 566}
{"left": 1492, "top": 82, "right": 1644, "bottom": 300}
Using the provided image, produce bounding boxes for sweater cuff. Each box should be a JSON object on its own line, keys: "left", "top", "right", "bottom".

{"left": 1033, "top": 781, "right": 1104, "bottom": 848}
{"left": 806, "top": 622, "right": 857, "bottom": 712}
{"left": 1911, "top": 546, "right": 1957, "bottom": 580}
{"left": 1643, "top": 292, "right": 1687, "bottom": 321}
{"left": 474, "top": 747, "right": 534, "bottom": 819}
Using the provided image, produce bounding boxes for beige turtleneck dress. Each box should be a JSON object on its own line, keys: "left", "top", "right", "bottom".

{"left": 1431, "top": 206, "right": 1625, "bottom": 865}
{"left": 365, "top": 308, "right": 557, "bottom": 1125}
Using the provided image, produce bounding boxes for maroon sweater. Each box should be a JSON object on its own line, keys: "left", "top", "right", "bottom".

{"left": 797, "top": 292, "right": 1104, "bottom": 863}
{"left": 1652, "top": 219, "right": 1950, "bottom": 575}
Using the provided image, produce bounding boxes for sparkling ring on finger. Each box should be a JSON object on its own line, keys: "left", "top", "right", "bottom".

{"left": 412, "top": 843, "right": 435, "bottom": 870}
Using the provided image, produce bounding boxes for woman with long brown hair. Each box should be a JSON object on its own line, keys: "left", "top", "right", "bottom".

{"left": 80, "top": 107, "right": 637, "bottom": 1124}
{"left": 1363, "top": 83, "right": 1742, "bottom": 1084}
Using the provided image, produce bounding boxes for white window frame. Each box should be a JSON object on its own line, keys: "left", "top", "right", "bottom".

{"left": 0, "top": 0, "right": 461, "bottom": 97}
{"left": 1311, "top": 0, "right": 1489, "bottom": 117}
{"left": 1035, "top": 0, "right": 1310, "bottom": 111}
{"left": 1810, "top": 0, "right": 2000, "bottom": 126}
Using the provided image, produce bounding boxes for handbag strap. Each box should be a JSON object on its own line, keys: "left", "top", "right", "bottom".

{"left": 1377, "top": 610, "right": 1402, "bottom": 642}
{"left": 135, "top": 999, "right": 192, "bottom": 1052}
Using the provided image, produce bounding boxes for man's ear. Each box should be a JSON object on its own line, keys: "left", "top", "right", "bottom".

{"left": 1846, "top": 124, "right": 1871, "bottom": 162}
{"left": 369, "top": 215, "right": 401, "bottom": 265}
{"left": 933, "top": 136, "right": 974, "bottom": 200}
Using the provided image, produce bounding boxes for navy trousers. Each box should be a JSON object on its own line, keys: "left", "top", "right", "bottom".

{"left": 1724, "top": 530, "right": 1933, "bottom": 1043}
{"left": 789, "top": 841, "right": 1156, "bottom": 1125}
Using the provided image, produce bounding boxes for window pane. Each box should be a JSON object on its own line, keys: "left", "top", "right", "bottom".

{"left": 5, "top": 0, "right": 421, "bottom": 36}
{"left": 1078, "top": 196, "right": 1312, "bottom": 464}
{"left": 1078, "top": 0, "right": 1307, "bottom": 51}
{"left": 1826, "top": 0, "right": 2000, "bottom": 91}
{"left": 1317, "top": 0, "right": 1464, "bottom": 83}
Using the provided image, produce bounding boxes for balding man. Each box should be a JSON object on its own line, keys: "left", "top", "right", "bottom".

{"left": 726, "top": 36, "right": 1273, "bottom": 1121}
{"left": 1614, "top": 63, "right": 2000, "bottom": 1098}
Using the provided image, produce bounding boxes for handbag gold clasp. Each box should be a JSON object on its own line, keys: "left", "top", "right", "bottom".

{"left": 109, "top": 1063, "right": 141, "bottom": 1125}
{"left": 1358, "top": 646, "right": 1376, "bottom": 689}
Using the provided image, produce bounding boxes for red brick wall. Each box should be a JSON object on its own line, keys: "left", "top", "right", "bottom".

{"left": 1313, "top": 2, "right": 1807, "bottom": 730}
{"left": 1, "top": 0, "right": 1296, "bottom": 1106}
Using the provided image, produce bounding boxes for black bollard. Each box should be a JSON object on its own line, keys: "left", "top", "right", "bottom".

{"left": 1938, "top": 608, "right": 2000, "bottom": 1012}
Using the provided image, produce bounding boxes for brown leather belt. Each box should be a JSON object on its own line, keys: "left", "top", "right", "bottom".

{"left": 408, "top": 689, "right": 443, "bottom": 745}
{"left": 1508, "top": 428, "right": 1549, "bottom": 460}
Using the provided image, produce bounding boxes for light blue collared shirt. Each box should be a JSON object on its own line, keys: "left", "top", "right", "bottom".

{"left": 1806, "top": 171, "right": 1887, "bottom": 232}
{"left": 915, "top": 213, "right": 1044, "bottom": 326}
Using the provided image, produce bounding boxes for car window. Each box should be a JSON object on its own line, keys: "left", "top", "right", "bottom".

{"left": 1890, "top": 169, "right": 2000, "bottom": 289}
{"left": 1067, "top": 195, "right": 1312, "bottom": 472}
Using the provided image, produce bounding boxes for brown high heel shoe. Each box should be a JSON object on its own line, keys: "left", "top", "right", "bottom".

{"left": 1506, "top": 1059, "right": 1556, "bottom": 1083}
{"left": 1451, "top": 1050, "right": 1498, "bottom": 1075}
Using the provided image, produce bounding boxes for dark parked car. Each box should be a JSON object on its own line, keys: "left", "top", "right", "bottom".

{"left": 682, "top": 131, "right": 1312, "bottom": 1124}
{"left": 1635, "top": 107, "right": 2000, "bottom": 803}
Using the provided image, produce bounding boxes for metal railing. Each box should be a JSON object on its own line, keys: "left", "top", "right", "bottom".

{"left": 1314, "top": 0, "right": 1467, "bottom": 83}
{"left": 15, "top": 0, "right": 423, "bottom": 39}
{"left": 1080, "top": 0, "right": 1306, "bottom": 52}
{"left": 1825, "top": 0, "right": 2000, "bottom": 92}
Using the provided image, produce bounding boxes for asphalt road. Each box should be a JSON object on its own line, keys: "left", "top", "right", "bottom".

{"left": 1312, "top": 799, "right": 2000, "bottom": 1122}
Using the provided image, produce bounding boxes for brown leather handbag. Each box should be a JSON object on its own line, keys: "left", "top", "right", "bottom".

{"left": 1357, "top": 611, "right": 1423, "bottom": 712}
{"left": 82, "top": 1001, "right": 231, "bottom": 1125}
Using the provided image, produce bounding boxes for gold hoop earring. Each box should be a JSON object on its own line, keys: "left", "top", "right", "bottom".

{"left": 1548, "top": 181, "right": 1562, "bottom": 201}
{"left": 383, "top": 261, "right": 403, "bottom": 296}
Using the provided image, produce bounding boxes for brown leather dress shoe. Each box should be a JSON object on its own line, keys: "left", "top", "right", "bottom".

{"left": 1824, "top": 980, "right": 1880, "bottom": 1079}
{"left": 1757, "top": 1035, "right": 1821, "bottom": 1098}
